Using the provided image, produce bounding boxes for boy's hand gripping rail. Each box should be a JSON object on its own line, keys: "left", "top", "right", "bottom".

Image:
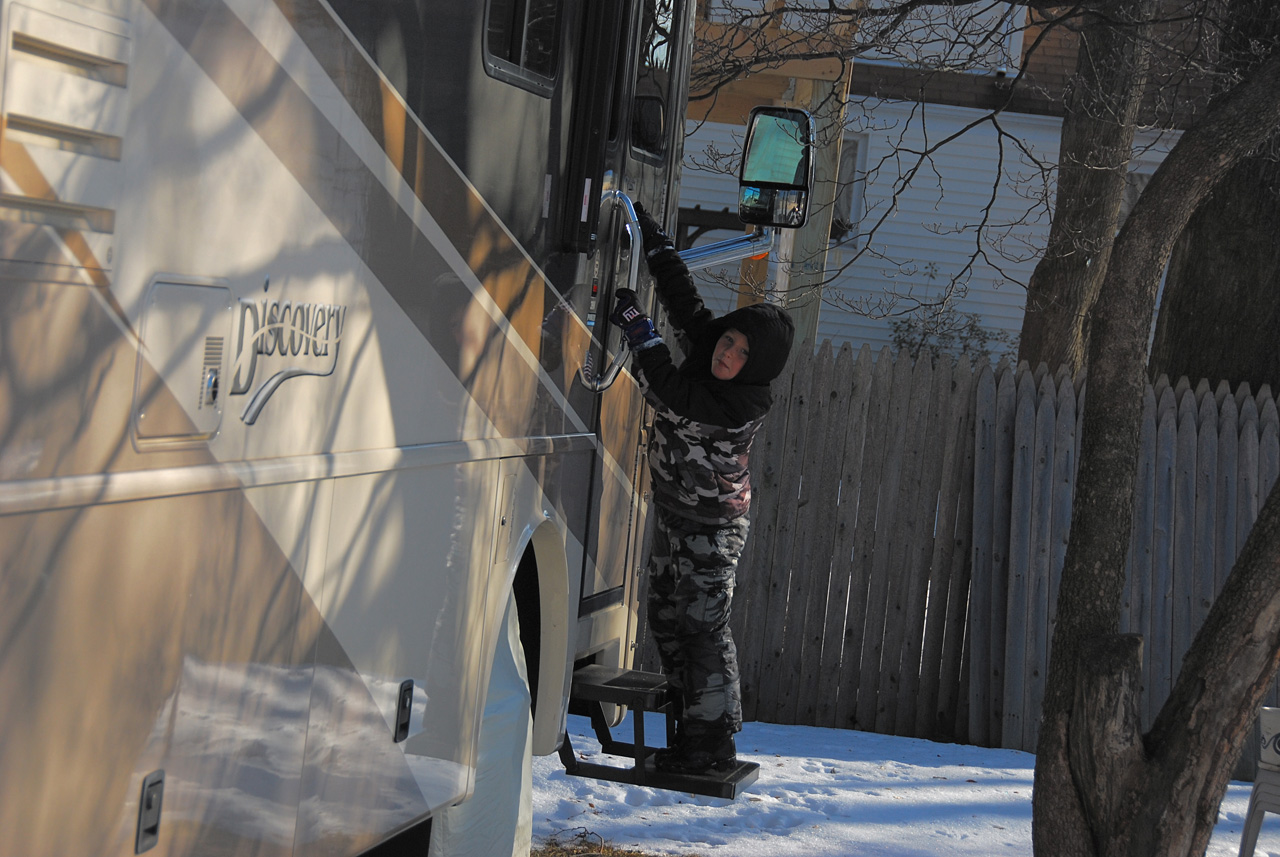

{"left": 577, "top": 196, "right": 775, "bottom": 391}
{"left": 578, "top": 190, "right": 643, "bottom": 393}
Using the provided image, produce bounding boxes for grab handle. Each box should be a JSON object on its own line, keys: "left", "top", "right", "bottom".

{"left": 577, "top": 190, "right": 643, "bottom": 393}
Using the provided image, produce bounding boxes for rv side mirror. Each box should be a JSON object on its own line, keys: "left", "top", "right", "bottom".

{"left": 738, "top": 106, "right": 815, "bottom": 229}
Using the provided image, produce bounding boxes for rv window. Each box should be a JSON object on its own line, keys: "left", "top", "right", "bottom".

{"left": 485, "top": 0, "right": 561, "bottom": 94}
{"left": 631, "top": 0, "right": 677, "bottom": 156}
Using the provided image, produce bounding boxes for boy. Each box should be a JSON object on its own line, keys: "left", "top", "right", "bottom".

{"left": 609, "top": 205, "right": 794, "bottom": 774}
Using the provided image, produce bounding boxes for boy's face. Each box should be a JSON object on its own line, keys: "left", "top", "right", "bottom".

{"left": 711, "top": 328, "right": 750, "bottom": 380}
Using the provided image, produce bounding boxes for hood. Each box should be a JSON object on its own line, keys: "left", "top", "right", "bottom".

{"left": 708, "top": 302, "right": 796, "bottom": 386}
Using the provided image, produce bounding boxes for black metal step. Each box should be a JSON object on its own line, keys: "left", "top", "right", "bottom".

{"left": 561, "top": 665, "right": 759, "bottom": 799}
{"left": 570, "top": 664, "right": 671, "bottom": 709}
{"left": 560, "top": 732, "right": 760, "bottom": 799}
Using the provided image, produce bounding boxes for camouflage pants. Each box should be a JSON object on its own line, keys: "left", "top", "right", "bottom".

{"left": 646, "top": 509, "right": 749, "bottom": 736}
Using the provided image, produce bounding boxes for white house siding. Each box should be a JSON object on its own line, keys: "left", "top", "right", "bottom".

{"left": 678, "top": 120, "right": 749, "bottom": 320}
{"left": 678, "top": 103, "right": 1179, "bottom": 355}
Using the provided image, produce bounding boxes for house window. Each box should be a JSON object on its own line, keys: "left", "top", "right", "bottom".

{"left": 485, "top": 0, "right": 561, "bottom": 94}
{"left": 830, "top": 133, "right": 867, "bottom": 245}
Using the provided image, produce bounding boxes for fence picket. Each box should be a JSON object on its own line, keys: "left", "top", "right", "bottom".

{"left": 1193, "top": 393, "right": 1218, "bottom": 646}
{"left": 824, "top": 345, "right": 876, "bottom": 729}
{"left": 1240, "top": 394, "right": 1261, "bottom": 531}
{"left": 777, "top": 341, "right": 840, "bottom": 725}
{"left": 798, "top": 344, "right": 858, "bottom": 727}
{"left": 1217, "top": 393, "right": 1238, "bottom": 595}
{"left": 1261, "top": 394, "right": 1279, "bottom": 501}
{"left": 874, "top": 354, "right": 937, "bottom": 733}
{"left": 1214, "top": 379, "right": 1230, "bottom": 409}
{"left": 812, "top": 343, "right": 867, "bottom": 728}
{"left": 916, "top": 355, "right": 975, "bottom": 740}
{"left": 1022, "top": 373, "right": 1060, "bottom": 752}
{"left": 751, "top": 345, "right": 816, "bottom": 720}
{"left": 894, "top": 356, "right": 953, "bottom": 736}
{"left": 988, "top": 361, "right": 1017, "bottom": 746}
{"left": 837, "top": 347, "right": 897, "bottom": 730}
{"left": 967, "top": 361, "right": 997, "bottom": 746}
{"left": 1149, "top": 387, "right": 1178, "bottom": 727}
{"left": 1002, "top": 370, "right": 1037, "bottom": 749}
{"left": 1172, "top": 391, "right": 1198, "bottom": 676}
{"left": 733, "top": 359, "right": 792, "bottom": 719}
{"left": 1262, "top": 395, "right": 1280, "bottom": 708}
{"left": 1264, "top": 397, "right": 1280, "bottom": 712}
{"left": 858, "top": 351, "right": 918, "bottom": 732}
{"left": 938, "top": 354, "right": 978, "bottom": 743}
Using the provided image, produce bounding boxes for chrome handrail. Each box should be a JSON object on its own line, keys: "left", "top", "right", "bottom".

{"left": 578, "top": 190, "right": 642, "bottom": 393}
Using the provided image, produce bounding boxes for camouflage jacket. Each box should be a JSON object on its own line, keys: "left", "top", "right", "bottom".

{"left": 628, "top": 249, "right": 783, "bottom": 526}
{"left": 639, "top": 374, "right": 764, "bottom": 526}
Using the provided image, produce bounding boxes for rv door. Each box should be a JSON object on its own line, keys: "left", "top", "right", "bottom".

{"left": 565, "top": 0, "right": 687, "bottom": 663}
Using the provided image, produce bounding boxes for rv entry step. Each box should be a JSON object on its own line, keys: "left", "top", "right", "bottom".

{"left": 559, "top": 664, "right": 759, "bottom": 800}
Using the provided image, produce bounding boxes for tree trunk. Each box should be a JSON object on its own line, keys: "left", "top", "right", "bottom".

{"left": 1146, "top": 156, "right": 1280, "bottom": 391}
{"left": 1148, "top": 155, "right": 1280, "bottom": 391}
{"left": 1018, "top": 1, "right": 1154, "bottom": 373}
{"left": 1032, "top": 50, "right": 1280, "bottom": 857}
{"left": 1067, "top": 636, "right": 1146, "bottom": 857}
{"left": 1148, "top": 0, "right": 1280, "bottom": 391}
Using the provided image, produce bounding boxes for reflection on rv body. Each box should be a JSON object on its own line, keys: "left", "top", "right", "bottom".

{"left": 139, "top": 658, "right": 451, "bottom": 856}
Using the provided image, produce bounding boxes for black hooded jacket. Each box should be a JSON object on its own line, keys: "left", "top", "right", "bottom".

{"left": 630, "top": 248, "right": 795, "bottom": 525}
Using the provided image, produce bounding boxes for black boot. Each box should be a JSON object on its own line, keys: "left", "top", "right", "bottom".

{"left": 655, "top": 730, "right": 737, "bottom": 774}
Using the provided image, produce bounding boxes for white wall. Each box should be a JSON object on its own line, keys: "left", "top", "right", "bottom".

{"left": 679, "top": 103, "right": 1180, "bottom": 356}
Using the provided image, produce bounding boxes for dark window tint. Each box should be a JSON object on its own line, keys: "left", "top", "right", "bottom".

{"left": 487, "top": 0, "right": 560, "bottom": 90}
{"left": 631, "top": 0, "right": 676, "bottom": 155}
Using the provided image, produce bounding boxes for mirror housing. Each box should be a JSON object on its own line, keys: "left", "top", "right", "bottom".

{"left": 738, "top": 106, "right": 815, "bottom": 228}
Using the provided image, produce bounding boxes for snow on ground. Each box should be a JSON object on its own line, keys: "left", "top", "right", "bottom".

{"left": 533, "top": 714, "right": 1280, "bottom": 856}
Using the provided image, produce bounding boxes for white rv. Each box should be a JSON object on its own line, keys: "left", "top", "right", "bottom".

{"left": 0, "top": 0, "right": 811, "bottom": 853}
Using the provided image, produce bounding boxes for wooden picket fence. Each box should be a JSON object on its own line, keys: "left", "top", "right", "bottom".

{"left": 633, "top": 348, "right": 1280, "bottom": 755}
{"left": 968, "top": 363, "right": 1280, "bottom": 753}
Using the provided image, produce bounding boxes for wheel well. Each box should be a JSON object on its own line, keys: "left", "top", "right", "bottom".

{"left": 512, "top": 546, "right": 541, "bottom": 712}
{"left": 511, "top": 523, "right": 571, "bottom": 754}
